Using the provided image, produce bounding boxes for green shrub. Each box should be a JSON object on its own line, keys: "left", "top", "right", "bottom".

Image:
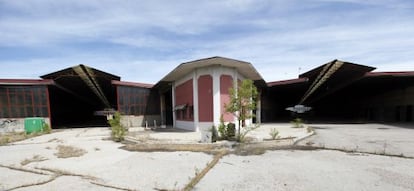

{"left": 269, "top": 128, "right": 279, "bottom": 140}
{"left": 238, "top": 124, "right": 260, "bottom": 143}
{"left": 108, "top": 112, "right": 126, "bottom": 142}
{"left": 226, "top": 123, "right": 236, "bottom": 137}
{"left": 211, "top": 125, "right": 218, "bottom": 142}
{"left": 42, "top": 123, "right": 51, "bottom": 134}
{"left": 218, "top": 115, "right": 227, "bottom": 139}
{"left": 291, "top": 118, "right": 304, "bottom": 128}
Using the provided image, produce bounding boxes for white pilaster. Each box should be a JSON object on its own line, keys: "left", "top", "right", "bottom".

{"left": 256, "top": 90, "right": 261, "bottom": 125}
{"left": 193, "top": 70, "right": 199, "bottom": 131}
{"left": 171, "top": 82, "right": 176, "bottom": 128}
{"left": 232, "top": 68, "right": 239, "bottom": 129}
{"left": 213, "top": 67, "right": 221, "bottom": 126}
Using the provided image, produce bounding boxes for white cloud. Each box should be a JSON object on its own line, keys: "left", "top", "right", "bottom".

{"left": 0, "top": 0, "right": 413, "bottom": 83}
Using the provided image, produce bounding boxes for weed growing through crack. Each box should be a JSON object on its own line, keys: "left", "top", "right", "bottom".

{"left": 269, "top": 128, "right": 279, "bottom": 140}
{"left": 21, "top": 155, "right": 48, "bottom": 166}
{"left": 194, "top": 166, "right": 200, "bottom": 177}
{"left": 291, "top": 118, "right": 304, "bottom": 128}
{"left": 54, "top": 145, "right": 87, "bottom": 158}
{"left": 0, "top": 132, "right": 28, "bottom": 145}
{"left": 306, "top": 126, "right": 314, "bottom": 133}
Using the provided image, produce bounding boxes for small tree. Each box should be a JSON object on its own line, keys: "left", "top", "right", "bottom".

{"left": 225, "top": 79, "right": 258, "bottom": 142}
{"left": 108, "top": 112, "right": 126, "bottom": 142}
{"left": 218, "top": 115, "right": 227, "bottom": 139}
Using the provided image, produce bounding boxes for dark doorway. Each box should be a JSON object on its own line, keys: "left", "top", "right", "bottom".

{"left": 407, "top": 105, "right": 413, "bottom": 122}
{"left": 395, "top": 106, "right": 401, "bottom": 122}
{"left": 164, "top": 90, "right": 173, "bottom": 126}
{"left": 43, "top": 65, "right": 119, "bottom": 128}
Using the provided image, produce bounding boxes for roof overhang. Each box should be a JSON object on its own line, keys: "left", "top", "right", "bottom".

{"left": 0, "top": 79, "right": 54, "bottom": 85}
{"left": 267, "top": 78, "right": 309, "bottom": 87}
{"left": 157, "top": 56, "right": 264, "bottom": 83}
{"left": 112, "top": 80, "right": 154, "bottom": 89}
{"left": 365, "top": 71, "right": 414, "bottom": 77}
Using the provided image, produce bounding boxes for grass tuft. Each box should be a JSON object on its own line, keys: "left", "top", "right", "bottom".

{"left": 21, "top": 155, "right": 48, "bottom": 166}
{"left": 54, "top": 145, "right": 87, "bottom": 158}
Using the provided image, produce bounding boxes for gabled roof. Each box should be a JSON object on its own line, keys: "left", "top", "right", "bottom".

{"left": 157, "top": 56, "right": 263, "bottom": 83}
{"left": 41, "top": 64, "right": 120, "bottom": 80}
{"left": 298, "top": 60, "right": 376, "bottom": 104}
{"left": 299, "top": 59, "right": 376, "bottom": 79}
{"left": 41, "top": 64, "right": 120, "bottom": 108}
{"left": 0, "top": 79, "right": 54, "bottom": 85}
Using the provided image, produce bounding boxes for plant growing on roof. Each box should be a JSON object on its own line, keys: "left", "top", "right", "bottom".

{"left": 108, "top": 112, "right": 126, "bottom": 142}
{"left": 225, "top": 79, "right": 258, "bottom": 142}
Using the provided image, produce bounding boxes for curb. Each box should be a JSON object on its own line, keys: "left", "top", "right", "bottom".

{"left": 293, "top": 125, "right": 315, "bottom": 145}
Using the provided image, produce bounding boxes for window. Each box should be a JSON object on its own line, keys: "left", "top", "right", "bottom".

{"left": 174, "top": 104, "right": 194, "bottom": 121}
{"left": 117, "top": 86, "right": 150, "bottom": 115}
{"left": 0, "top": 86, "right": 49, "bottom": 118}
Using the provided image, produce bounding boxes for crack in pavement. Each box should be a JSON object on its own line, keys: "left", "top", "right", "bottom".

{"left": 0, "top": 164, "right": 134, "bottom": 191}
{"left": 183, "top": 150, "right": 228, "bottom": 191}
{"left": 0, "top": 164, "right": 51, "bottom": 175}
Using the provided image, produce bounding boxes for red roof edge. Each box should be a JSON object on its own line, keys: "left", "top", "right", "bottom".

{"left": 267, "top": 77, "right": 308, "bottom": 87}
{"left": 111, "top": 80, "right": 154, "bottom": 88}
{"left": 0, "top": 79, "right": 54, "bottom": 85}
{"left": 365, "top": 71, "right": 414, "bottom": 77}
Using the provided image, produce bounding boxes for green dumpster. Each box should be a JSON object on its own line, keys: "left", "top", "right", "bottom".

{"left": 24, "top": 118, "right": 45, "bottom": 134}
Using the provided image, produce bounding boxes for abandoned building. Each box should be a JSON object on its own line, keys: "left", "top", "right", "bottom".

{"left": 1, "top": 56, "right": 413, "bottom": 132}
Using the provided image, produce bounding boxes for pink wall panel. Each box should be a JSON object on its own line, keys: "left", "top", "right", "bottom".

{"left": 220, "top": 75, "right": 234, "bottom": 122}
{"left": 175, "top": 79, "right": 193, "bottom": 121}
{"left": 198, "top": 75, "right": 213, "bottom": 122}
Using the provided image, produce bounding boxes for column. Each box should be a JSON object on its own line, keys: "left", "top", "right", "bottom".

{"left": 213, "top": 67, "right": 221, "bottom": 125}
{"left": 171, "top": 82, "right": 176, "bottom": 128}
{"left": 192, "top": 70, "right": 199, "bottom": 131}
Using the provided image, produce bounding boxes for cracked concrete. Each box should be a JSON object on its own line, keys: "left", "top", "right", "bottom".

{"left": 297, "top": 123, "right": 414, "bottom": 157}
{"left": 0, "top": 128, "right": 213, "bottom": 191}
{"left": 1, "top": 124, "right": 414, "bottom": 191}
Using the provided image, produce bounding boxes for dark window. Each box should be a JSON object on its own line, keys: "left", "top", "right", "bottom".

{"left": 0, "top": 86, "right": 49, "bottom": 118}
{"left": 117, "top": 86, "right": 151, "bottom": 115}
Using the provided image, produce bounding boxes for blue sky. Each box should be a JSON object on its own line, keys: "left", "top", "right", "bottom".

{"left": 0, "top": 0, "right": 413, "bottom": 83}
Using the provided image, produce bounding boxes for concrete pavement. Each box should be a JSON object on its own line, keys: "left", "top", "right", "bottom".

{"left": 196, "top": 150, "right": 414, "bottom": 191}
{"left": 297, "top": 123, "right": 414, "bottom": 157}
{"left": 1, "top": 123, "right": 414, "bottom": 191}
{"left": 0, "top": 128, "right": 213, "bottom": 191}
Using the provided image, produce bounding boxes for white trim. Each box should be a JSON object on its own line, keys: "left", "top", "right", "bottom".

{"left": 213, "top": 68, "right": 221, "bottom": 126}
{"left": 175, "top": 72, "right": 194, "bottom": 87}
{"left": 175, "top": 120, "right": 196, "bottom": 131}
{"left": 193, "top": 69, "right": 199, "bottom": 131}
{"left": 232, "top": 68, "right": 239, "bottom": 129}
{"left": 198, "top": 122, "right": 214, "bottom": 131}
